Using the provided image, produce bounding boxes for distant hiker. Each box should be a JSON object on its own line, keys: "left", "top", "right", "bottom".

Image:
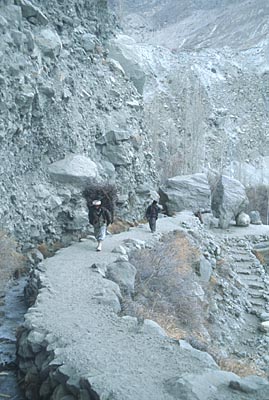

{"left": 88, "top": 199, "right": 111, "bottom": 251}
{"left": 146, "top": 200, "right": 160, "bottom": 233}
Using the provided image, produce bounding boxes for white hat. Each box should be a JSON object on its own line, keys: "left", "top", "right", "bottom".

{"left": 92, "top": 200, "right": 101, "bottom": 205}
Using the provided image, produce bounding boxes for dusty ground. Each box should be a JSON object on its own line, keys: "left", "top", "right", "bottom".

{"left": 24, "top": 212, "right": 269, "bottom": 400}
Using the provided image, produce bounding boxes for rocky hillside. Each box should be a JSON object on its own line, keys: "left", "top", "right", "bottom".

{"left": 0, "top": 0, "right": 157, "bottom": 247}
{"left": 115, "top": 0, "right": 269, "bottom": 50}
{"left": 109, "top": 0, "right": 269, "bottom": 185}
{"left": 2, "top": 0, "right": 269, "bottom": 247}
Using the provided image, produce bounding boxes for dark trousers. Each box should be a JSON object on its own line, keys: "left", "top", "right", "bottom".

{"left": 149, "top": 218, "right": 157, "bottom": 232}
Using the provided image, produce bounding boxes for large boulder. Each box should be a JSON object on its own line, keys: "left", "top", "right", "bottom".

{"left": 48, "top": 154, "right": 100, "bottom": 186}
{"left": 108, "top": 35, "right": 146, "bottom": 94}
{"left": 165, "top": 371, "right": 269, "bottom": 400}
{"left": 160, "top": 173, "right": 211, "bottom": 215}
{"left": 80, "top": 33, "right": 96, "bottom": 52}
{"left": 211, "top": 175, "right": 249, "bottom": 229}
{"left": 1, "top": 5, "right": 22, "bottom": 29}
{"left": 106, "top": 260, "right": 137, "bottom": 294}
{"left": 249, "top": 210, "right": 262, "bottom": 225}
{"left": 102, "top": 143, "right": 133, "bottom": 166}
{"left": 35, "top": 28, "right": 62, "bottom": 58}
{"left": 236, "top": 212, "right": 250, "bottom": 227}
{"left": 17, "top": 0, "right": 48, "bottom": 25}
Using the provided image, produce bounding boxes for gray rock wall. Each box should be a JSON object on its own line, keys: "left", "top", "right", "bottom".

{"left": 3, "top": 0, "right": 269, "bottom": 246}
{"left": 0, "top": 0, "right": 157, "bottom": 246}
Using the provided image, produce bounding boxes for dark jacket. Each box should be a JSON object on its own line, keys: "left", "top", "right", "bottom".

{"left": 146, "top": 204, "right": 160, "bottom": 220}
{"left": 88, "top": 206, "right": 112, "bottom": 227}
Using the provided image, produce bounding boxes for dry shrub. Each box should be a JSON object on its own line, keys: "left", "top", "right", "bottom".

{"left": 125, "top": 231, "right": 205, "bottom": 338}
{"left": 252, "top": 250, "right": 266, "bottom": 265}
{"left": 83, "top": 181, "right": 118, "bottom": 222}
{"left": 209, "top": 275, "right": 218, "bottom": 287}
{"left": 218, "top": 357, "right": 266, "bottom": 378}
{"left": 216, "top": 258, "right": 225, "bottom": 266}
{"left": 0, "top": 231, "right": 25, "bottom": 295}
{"left": 108, "top": 218, "right": 134, "bottom": 234}
{"left": 37, "top": 241, "right": 64, "bottom": 258}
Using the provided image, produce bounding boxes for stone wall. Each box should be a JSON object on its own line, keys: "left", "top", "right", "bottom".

{"left": 17, "top": 325, "right": 101, "bottom": 400}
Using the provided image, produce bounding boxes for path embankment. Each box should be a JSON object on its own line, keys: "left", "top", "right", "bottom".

{"left": 17, "top": 213, "right": 269, "bottom": 400}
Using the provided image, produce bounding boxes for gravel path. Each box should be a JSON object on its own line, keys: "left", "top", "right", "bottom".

{"left": 29, "top": 213, "right": 220, "bottom": 399}
{"left": 27, "top": 213, "right": 269, "bottom": 399}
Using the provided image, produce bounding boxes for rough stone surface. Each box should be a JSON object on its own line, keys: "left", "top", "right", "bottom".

{"left": 211, "top": 175, "right": 249, "bottom": 229}
{"left": 0, "top": 0, "right": 157, "bottom": 244}
{"left": 259, "top": 321, "right": 269, "bottom": 333}
{"left": 236, "top": 212, "right": 251, "bottom": 227}
{"left": 249, "top": 211, "right": 262, "bottom": 225}
{"left": 160, "top": 173, "right": 211, "bottom": 215}
{"left": 48, "top": 154, "right": 100, "bottom": 186}
{"left": 198, "top": 257, "right": 213, "bottom": 282}
{"left": 106, "top": 260, "right": 137, "bottom": 293}
{"left": 18, "top": 0, "right": 48, "bottom": 25}
{"left": 108, "top": 35, "right": 146, "bottom": 94}
{"left": 35, "top": 28, "right": 62, "bottom": 58}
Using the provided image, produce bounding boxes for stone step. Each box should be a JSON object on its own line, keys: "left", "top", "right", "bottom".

{"left": 233, "top": 263, "right": 260, "bottom": 274}
{"left": 248, "top": 282, "right": 265, "bottom": 290}
{"left": 238, "top": 273, "right": 263, "bottom": 281}
{"left": 243, "top": 282, "right": 265, "bottom": 291}
{"left": 233, "top": 249, "right": 252, "bottom": 253}
{"left": 231, "top": 249, "right": 252, "bottom": 254}
{"left": 234, "top": 268, "right": 253, "bottom": 275}
{"left": 248, "top": 289, "right": 264, "bottom": 298}
{"left": 233, "top": 259, "right": 256, "bottom": 265}
{"left": 232, "top": 257, "right": 256, "bottom": 263}
{"left": 253, "top": 245, "right": 269, "bottom": 252}
{"left": 240, "top": 274, "right": 265, "bottom": 283}
{"left": 249, "top": 306, "right": 265, "bottom": 315}
{"left": 249, "top": 298, "right": 266, "bottom": 307}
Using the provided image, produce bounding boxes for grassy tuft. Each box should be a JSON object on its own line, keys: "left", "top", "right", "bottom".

{"left": 37, "top": 241, "right": 64, "bottom": 258}
{"left": 218, "top": 356, "right": 266, "bottom": 378}
{"left": 0, "top": 231, "right": 26, "bottom": 295}
{"left": 108, "top": 218, "right": 134, "bottom": 234}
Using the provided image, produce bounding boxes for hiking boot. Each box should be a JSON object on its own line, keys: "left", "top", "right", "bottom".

{"left": 96, "top": 242, "right": 102, "bottom": 252}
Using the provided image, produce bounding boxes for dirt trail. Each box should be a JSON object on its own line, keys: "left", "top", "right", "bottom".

{"left": 24, "top": 212, "right": 269, "bottom": 400}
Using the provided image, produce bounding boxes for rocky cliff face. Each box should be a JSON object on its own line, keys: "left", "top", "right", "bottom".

{"left": 0, "top": 0, "right": 157, "bottom": 246}
{"left": 2, "top": 0, "right": 269, "bottom": 246}
{"left": 110, "top": 0, "right": 269, "bottom": 185}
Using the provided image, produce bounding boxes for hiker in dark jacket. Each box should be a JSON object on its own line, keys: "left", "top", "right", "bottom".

{"left": 146, "top": 200, "right": 160, "bottom": 233}
{"left": 88, "top": 200, "right": 111, "bottom": 251}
